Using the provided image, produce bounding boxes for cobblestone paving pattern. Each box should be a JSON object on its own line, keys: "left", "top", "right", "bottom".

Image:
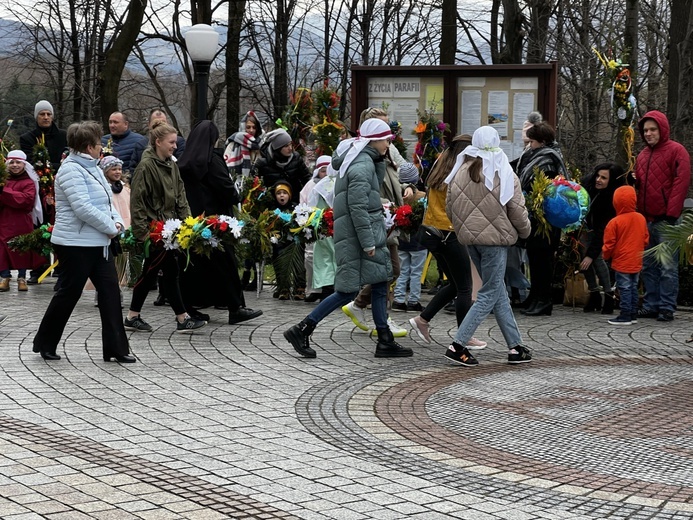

{"left": 0, "top": 280, "right": 692, "bottom": 519}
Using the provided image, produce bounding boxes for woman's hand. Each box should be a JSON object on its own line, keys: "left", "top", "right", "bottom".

{"left": 579, "top": 256, "right": 593, "bottom": 271}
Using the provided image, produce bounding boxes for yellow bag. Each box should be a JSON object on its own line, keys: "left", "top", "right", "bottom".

{"left": 563, "top": 271, "right": 590, "bottom": 307}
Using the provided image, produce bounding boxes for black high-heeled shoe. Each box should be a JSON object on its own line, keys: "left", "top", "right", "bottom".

{"left": 104, "top": 354, "right": 136, "bottom": 363}
{"left": 524, "top": 301, "right": 553, "bottom": 316}
{"left": 41, "top": 351, "right": 61, "bottom": 360}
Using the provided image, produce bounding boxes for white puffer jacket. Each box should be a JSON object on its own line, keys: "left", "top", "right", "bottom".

{"left": 446, "top": 162, "right": 530, "bottom": 246}
{"left": 51, "top": 154, "right": 123, "bottom": 249}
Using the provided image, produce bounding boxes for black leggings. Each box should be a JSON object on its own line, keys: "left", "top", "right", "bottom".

{"left": 420, "top": 233, "right": 473, "bottom": 326}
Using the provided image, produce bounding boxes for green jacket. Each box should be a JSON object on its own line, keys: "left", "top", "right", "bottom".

{"left": 130, "top": 148, "right": 191, "bottom": 240}
{"left": 332, "top": 145, "right": 392, "bottom": 293}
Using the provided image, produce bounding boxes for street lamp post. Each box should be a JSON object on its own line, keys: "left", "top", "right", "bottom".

{"left": 184, "top": 24, "right": 219, "bottom": 123}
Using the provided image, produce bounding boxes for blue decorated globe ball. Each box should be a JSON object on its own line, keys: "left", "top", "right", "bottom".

{"left": 543, "top": 182, "right": 590, "bottom": 231}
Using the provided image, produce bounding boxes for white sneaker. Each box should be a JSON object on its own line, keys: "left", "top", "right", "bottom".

{"left": 342, "top": 301, "right": 370, "bottom": 331}
{"left": 370, "top": 318, "right": 408, "bottom": 338}
{"left": 375, "top": 317, "right": 407, "bottom": 338}
{"left": 466, "top": 337, "right": 488, "bottom": 350}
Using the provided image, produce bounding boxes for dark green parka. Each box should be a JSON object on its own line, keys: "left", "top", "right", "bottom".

{"left": 332, "top": 145, "right": 392, "bottom": 293}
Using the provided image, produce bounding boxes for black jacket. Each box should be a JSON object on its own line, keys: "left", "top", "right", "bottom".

{"left": 253, "top": 151, "right": 311, "bottom": 203}
{"left": 580, "top": 170, "right": 625, "bottom": 259}
{"left": 19, "top": 123, "right": 68, "bottom": 170}
{"left": 179, "top": 149, "right": 238, "bottom": 216}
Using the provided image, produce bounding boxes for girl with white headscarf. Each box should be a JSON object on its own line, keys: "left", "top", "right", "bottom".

{"left": 283, "top": 118, "right": 412, "bottom": 359}
{"left": 443, "top": 126, "right": 533, "bottom": 367}
{"left": 0, "top": 150, "right": 46, "bottom": 292}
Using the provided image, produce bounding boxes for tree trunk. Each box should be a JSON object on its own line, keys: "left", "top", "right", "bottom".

{"left": 492, "top": 0, "right": 524, "bottom": 64}
{"left": 226, "top": 0, "right": 246, "bottom": 136}
{"left": 670, "top": 0, "right": 693, "bottom": 197}
{"left": 273, "top": 0, "right": 289, "bottom": 119}
{"left": 98, "top": 0, "right": 148, "bottom": 126}
{"left": 526, "top": 0, "right": 552, "bottom": 63}
{"left": 440, "top": 0, "right": 456, "bottom": 64}
{"left": 616, "top": 0, "right": 638, "bottom": 172}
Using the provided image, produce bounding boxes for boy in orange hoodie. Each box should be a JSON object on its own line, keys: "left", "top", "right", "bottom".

{"left": 602, "top": 186, "right": 649, "bottom": 324}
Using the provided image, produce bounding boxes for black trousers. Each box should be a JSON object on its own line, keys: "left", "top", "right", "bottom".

{"left": 129, "top": 248, "right": 186, "bottom": 315}
{"left": 34, "top": 244, "right": 129, "bottom": 358}
{"left": 526, "top": 226, "right": 561, "bottom": 303}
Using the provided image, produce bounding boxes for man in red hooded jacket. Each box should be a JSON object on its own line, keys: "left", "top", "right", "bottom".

{"left": 634, "top": 110, "right": 691, "bottom": 322}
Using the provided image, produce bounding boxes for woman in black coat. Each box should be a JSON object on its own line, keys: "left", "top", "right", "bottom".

{"left": 579, "top": 162, "right": 625, "bottom": 313}
{"left": 253, "top": 129, "right": 311, "bottom": 203}
{"left": 516, "top": 121, "right": 568, "bottom": 316}
{"left": 177, "top": 121, "right": 262, "bottom": 325}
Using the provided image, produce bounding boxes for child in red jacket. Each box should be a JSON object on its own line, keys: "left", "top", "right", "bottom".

{"left": 602, "top": 186, "right": 649, "bottom": 324}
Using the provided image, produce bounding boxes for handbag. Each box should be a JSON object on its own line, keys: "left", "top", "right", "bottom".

{"left": 563, "top": 270, "right": 589, "bottom": 307}
{"left": 414, "top": 224, "right": 450, "bottom": 252}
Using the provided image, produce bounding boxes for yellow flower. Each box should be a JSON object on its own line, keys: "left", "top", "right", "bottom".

{"left": 607, "top": 60, "right": 618, "bottom": 70}
{"left": 184, "top": 216, "right": 198, "bottom": 227}
{"left": 178, "top": 236, "right": 191, "bottom": 249}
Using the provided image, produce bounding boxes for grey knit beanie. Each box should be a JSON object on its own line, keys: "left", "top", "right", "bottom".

{"left": 34, "top": 100, "right": 54, "bottom": 119}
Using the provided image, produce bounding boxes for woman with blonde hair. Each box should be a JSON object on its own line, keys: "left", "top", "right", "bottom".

{"left": 124, "top": 120, "right": 206, "bottom": 334}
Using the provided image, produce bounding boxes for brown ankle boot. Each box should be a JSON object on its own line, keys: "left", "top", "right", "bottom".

{"left": 0, "top": 278, "right": 9, "bottom": 292}
{"left": 17, "top": 278, "right": 28, "bottom": 292}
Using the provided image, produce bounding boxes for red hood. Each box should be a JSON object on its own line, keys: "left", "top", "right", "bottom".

{"left": 613, "top": 185, "right": 637, "bottom": 215}
{"left": 638, "top": 110, "right": 670, "bottom": 148}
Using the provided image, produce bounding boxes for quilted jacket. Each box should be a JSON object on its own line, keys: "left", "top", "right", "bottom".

{"left": 331, "top": 145, "right": 392, "bottom": 293}
{"left": 51, "top": 154, "right": 123, "bottom": 248}
{"left": 446, "top": 161, "right": 531, "bottom": 246}
{"left": 635, "top": 110, "right": 691, "bottom": 221}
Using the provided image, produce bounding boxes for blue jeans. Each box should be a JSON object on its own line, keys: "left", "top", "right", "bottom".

{"left": 614, "top": 271, "right": 639, "bottom": 318}
{"left": 641, "top": 221, "right": 679, "bottom": 313}
{"left": 394, "top": 250, "right": 428, "bottom": 304}
{"left": 308, "top": 280, "right": 388, "bottom": 330}
{"left": 0, "top": 269, "right": 27, "bottom": 278}
{"left": 454, "top": 246, "right": 523, "bottom": 348}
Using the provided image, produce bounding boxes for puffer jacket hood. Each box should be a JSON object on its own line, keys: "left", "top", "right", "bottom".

{"left": 638, "top": 110, "right": 670, "bottom": 147}
{"left": 612, "top": 185, "right": 637, "bottom": 215}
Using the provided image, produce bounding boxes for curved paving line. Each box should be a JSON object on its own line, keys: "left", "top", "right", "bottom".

{"left": 0, "top": 414, "right": 298, "bottom": 519}
{"left": 296, "top": 359, "right": 693, "bottom": 519}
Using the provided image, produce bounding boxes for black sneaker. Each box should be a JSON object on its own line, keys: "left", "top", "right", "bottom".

{"left": 176, "top": 316, "right": 206, "bottom": 333}
{"left": 407, "top": 302, "right": 423, "bottom": 312}
{"left": 637, "top": 308, "right": 658, "bottom": 319}
{"left": 608, "top": 314, "right": 633, "bottom": 325}
{"left": 228, "top": 308, "right": 263, "bottom": 324}
{"left": 26, "top": 276, "right": 40, "bottom": 285}
{"left": 444, "top": 299, "right": 457, "bottom": 314}
{"left": 391, "top": 301, "right": 408, "bottom": 312}
{"left": 124, "top": 315, "right": 153, "bottom": 332}
{"left": 657, "top": 311, "right": 674, "bottom": 322}
{"left": 444, "top": 342, "right": 478, "bottom": 366}
{"left": 508, "top": 345, "right": 532, "bottom": 364}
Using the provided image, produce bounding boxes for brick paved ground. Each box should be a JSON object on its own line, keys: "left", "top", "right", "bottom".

{"left": 1, "top": 278, "right": 692, "bottom": 519}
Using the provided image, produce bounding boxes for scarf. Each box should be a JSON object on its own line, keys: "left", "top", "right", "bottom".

{"left": 444, "top": 126, "right": 515, "bottom": 206}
